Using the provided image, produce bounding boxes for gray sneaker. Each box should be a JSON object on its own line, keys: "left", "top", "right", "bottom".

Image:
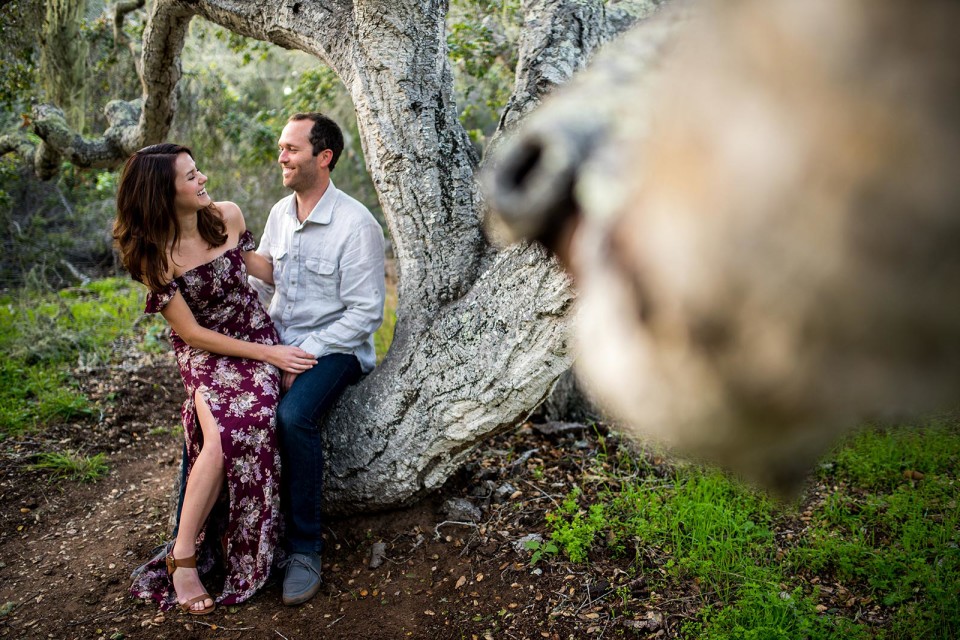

{"left": 280, "top": 552, "right": 323, "bottom": 606}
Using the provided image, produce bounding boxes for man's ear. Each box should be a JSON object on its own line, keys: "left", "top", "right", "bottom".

{"left": 317, "top": 148, "right": 334, "bottom": 169}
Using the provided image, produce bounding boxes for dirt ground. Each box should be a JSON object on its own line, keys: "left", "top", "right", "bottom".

{"left": 0, "top": 348, "right": 895, "bottom": 640}
{"left": 0, "top": 348, "right": 671, "bottom": 640}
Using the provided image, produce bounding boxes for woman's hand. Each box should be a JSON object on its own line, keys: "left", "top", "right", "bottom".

{"left": 265, "top": 345, "right": 317, "bottom": 374}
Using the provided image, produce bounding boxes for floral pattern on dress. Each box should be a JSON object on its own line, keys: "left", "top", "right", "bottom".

{"left": 130, "top": 230, "right": 282, "bottom": 610}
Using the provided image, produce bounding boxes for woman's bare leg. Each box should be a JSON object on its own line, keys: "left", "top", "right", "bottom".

{"left": 170, "top": 391, "right": 223, "bottom": 611}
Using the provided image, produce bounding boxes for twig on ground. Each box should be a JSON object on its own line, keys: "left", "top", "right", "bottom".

{"left": 66, "top": 606, "right": 133, "bottom": 627}
{"left": 509, "top": 448, "right": 539, "bottom": 470}
{"left": 191, "top": 619, "right": 254, "bottom": 631}
{"left": 521, "top": 479, "right": 561, "bottom": 508}
{"left": 326, "top": 615, "right": 345, "bottom": 628}
{"left": 434, "top": 520, "right": 479, "bottom": 539}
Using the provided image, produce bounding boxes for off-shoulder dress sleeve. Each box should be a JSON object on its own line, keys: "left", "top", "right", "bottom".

{"left": 238, "top": 229, "right": 256, "bottom": 252}
{"left": 144, "top": 279, "right": 179, "bottom": 314}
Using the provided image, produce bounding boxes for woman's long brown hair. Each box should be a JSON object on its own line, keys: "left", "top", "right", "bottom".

{"left": 113, "top": 144, "right": 227, "bottom": 292}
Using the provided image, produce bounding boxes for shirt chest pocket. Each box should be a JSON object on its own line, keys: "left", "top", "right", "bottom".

{"left": 305, "top": 257, "right": 338, "bottom": 298}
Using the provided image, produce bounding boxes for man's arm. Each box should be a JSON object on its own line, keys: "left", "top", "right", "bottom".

{"left": 298, "top": 222, "right": 385, "bottom": 359}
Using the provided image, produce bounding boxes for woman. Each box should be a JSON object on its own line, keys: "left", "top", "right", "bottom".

{"left": 116, "top": 144, "right": 317, "bottom": 614}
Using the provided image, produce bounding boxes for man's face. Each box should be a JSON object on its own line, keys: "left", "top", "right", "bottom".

{"left": 278, "top": 119, "right": 328, "bottom": 192}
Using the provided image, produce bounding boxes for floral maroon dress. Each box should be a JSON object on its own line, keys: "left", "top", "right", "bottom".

{"left": 130, "top": 230, "right": 282, "bottom": 609}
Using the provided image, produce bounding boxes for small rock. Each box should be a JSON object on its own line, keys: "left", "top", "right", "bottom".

{"left": 645, "top": 611, "right": 664, "bottom": 630}
{"left": 469, "top": 480, "right": 496, "bottom": 498}
{"left": 513, "top": 533, "right": 543, "bottom": 553}
{"left": 494, "top": 483, "right": 517, "bottom": 502}
{"left": 440, "top": 498, "right": 482, "bottom": 523}
{"left": 368, "top": 542, "right": 388, "bottom": 569}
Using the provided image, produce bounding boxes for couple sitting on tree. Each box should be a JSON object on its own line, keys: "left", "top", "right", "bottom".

{"left": 116, "top": 112, "right": 386, "bottom": 614}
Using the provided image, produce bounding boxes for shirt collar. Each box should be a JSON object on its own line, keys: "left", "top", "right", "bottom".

{"left": 284, "top": 180, "right": 339, "bottom": 226}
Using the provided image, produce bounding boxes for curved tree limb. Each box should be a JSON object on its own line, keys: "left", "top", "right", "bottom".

{"left": 112, "top": 0, "right": 145, "bottom": 63}
{"left": 488, "top": 0, "right": 666, "bottom": 155}
{"left": 186, "top": 0, "right": 355, "bottom": 81}
{"left": 324, "top": 241, "right": 574, "bottom": 512}
{"left": 0, "top": 132, "right": 36, "bottom": 165}
{"left": 29, "top": 102, "right": 141, "bottom": 177}
{"left": 484, "top": 1, "right": 688, "bottom": 243}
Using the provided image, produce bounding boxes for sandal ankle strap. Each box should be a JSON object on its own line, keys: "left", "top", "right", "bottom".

{"left": 166, "top": 553, "right": 198, "bottom": 575}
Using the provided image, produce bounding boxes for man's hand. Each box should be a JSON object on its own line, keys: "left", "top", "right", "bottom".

{"left": 282, "top": 371, "right": 298, "bottom": 392}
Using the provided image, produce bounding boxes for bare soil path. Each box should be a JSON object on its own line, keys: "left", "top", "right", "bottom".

{"left": 0, "top": 353, "right": 659, "bottom": 640}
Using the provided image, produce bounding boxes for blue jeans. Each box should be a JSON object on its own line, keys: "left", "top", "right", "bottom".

{"left": 277, "top": 353, "right": 362, "bottom": 554}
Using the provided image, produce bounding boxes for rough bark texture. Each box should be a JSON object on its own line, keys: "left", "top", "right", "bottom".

{"left": 3, "top": 0, "right": 665, "bottom": 512}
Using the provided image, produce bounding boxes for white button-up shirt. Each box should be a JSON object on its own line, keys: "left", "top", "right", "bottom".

{"left": 253, "top": 181, "right": 385, "bottom": 373}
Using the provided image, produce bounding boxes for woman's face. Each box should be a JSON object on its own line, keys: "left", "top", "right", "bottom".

{"left": 172, "top": 152, "right": 211, "bottom": 213}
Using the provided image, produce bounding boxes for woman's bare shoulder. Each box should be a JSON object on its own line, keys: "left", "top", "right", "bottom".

{"left": 215, "top": 201, "right": 247, "bottom": 233}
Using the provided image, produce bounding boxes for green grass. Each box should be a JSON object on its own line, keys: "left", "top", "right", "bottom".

{"left": 28, "top": 450, "right": 110, "bottom": 482}
{"left": 540, "top": 420, "right": 960, "bottom": 639}
{"left": 0, "top": 276, "right": 155, "bottom": 438}
{"left": 374, "top": 276, "right": 397, "bottom": 364}
{"left": 0, "top": 360, "right": 94, "bottom": 432}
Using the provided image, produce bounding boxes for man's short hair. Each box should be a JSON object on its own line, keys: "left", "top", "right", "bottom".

{"left": 289, "top": 112, "right": 344, "bottom": 171}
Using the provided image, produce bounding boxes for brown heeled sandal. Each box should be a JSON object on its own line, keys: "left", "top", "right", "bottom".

{"left": 166, "top": 553, "right": 216, "bottom": 615}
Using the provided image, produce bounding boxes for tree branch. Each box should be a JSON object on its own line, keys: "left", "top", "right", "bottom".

{"left": 487, "top": 0, "right": 666, "bottom": 157}
{"left": 30, "top": 103, "right": 140, "bottom": 176}
{"left": 0, "top": 133, "right": 36, "bottom": 166}
{"left": 136, "top": 0, "right": 193, "bottom": 148}
{"left": 112, "top": 0, "right": 145, "bottom": 58}
{"left": 0, "top": 0, "right": 194, "bottom": 177}
{"left": 483, "top": 2, "right": 688, "bottom": 241}
{"left": 187, "top": 0, "right": 356, "bottom": 80}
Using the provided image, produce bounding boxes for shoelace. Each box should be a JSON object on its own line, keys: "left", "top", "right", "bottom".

{"left": 278, "top": 555, "right": 321, "bottom": 578}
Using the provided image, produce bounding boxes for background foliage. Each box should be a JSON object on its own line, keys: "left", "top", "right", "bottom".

{"left": 0, "top": 0, "right": 521, "bottom": 289}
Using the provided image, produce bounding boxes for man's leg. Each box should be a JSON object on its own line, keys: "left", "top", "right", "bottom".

{"left": 276, "top": 352, "right": 361, "bottom": 605}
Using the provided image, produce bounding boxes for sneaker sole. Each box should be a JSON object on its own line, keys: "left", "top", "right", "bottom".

{"left": 282, "top": 580, "right": 322, "bottom": 606}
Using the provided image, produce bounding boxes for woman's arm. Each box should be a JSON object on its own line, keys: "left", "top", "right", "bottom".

{"left": 160, "top": 290, "right": 316, "bottom": 373}
{"left": 243, "top": 249, "right": 274, "bottom": 284}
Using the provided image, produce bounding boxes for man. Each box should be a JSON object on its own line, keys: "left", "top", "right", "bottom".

{"left": 254, "top": 112, "right": 385, "bottom": 605}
